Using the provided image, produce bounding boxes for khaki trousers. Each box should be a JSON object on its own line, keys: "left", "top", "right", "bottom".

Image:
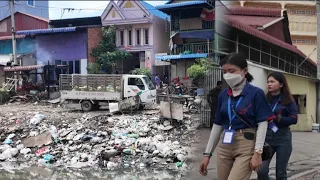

{"left": 216, "top": 128, "right": 256, "bottom": 180}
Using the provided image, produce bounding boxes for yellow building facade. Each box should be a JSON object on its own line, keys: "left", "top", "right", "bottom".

{"left": 284, "top": 74, "right": 317, "bottom": 131}
{"left": 230, "top": 1, "right": 317, "bottom": 62}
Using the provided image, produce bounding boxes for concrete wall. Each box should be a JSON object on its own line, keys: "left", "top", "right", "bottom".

{"left": 284, "top": 74, "right": 317, "bottom": 131}
{"left": 248, "top": 63, "right": 268, "bottom": 93}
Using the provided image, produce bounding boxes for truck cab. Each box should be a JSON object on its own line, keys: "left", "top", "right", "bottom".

{"left": 123, "top": 75, "right": 156, "bottom": 104}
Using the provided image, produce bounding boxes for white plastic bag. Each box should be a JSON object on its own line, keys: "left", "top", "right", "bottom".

{"left": 30, "top": 113, "right": 45, "bottom": 125}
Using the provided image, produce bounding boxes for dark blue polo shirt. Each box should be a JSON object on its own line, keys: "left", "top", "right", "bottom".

{"left": 269, "top": 94, "right": 298, "bottom": 128}
{"left": 214, "top": 82, "right": 275, "bottom": 130}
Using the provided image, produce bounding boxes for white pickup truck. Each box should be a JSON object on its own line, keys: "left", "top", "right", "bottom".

{"left": 59, "top": 74, "right": 156, "bottom": 111}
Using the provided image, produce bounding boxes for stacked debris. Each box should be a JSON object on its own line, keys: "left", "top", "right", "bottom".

{"left": 0, "top": 103, "right": 200, "bottom": 171}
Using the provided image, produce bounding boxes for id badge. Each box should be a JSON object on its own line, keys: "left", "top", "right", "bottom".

{"left": 268, "top": 122, "right": 278, "bottom": 133}
{"left": 222, "top": 130, "right": 235, "bottom": 144}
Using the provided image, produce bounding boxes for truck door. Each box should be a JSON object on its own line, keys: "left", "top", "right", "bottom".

{"left": 124, "top": 77, "right": 148, "bottom": 102}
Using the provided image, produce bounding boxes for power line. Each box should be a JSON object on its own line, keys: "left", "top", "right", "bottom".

{"left": 16, "top": 3, "right": 221, "bottom": 12}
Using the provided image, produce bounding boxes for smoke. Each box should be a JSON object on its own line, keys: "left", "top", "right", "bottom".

{"left": 35, "top": 43, "right": 53, "bottom": 82}
{"left": 36, "top": 43, "right": 53, "bottom": 66}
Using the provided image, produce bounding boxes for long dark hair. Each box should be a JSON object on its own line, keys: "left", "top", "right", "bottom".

{"left": 219, "top": 52, "right": 254, "bottom": 82}
{"left": 266, "top": 72, "right": 294, "bottom": 105}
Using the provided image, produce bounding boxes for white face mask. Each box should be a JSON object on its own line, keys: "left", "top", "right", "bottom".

{"left": 223, "top": 73, "right": 244, "bottom": 88}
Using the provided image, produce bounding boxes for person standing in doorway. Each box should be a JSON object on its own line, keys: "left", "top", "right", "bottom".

{"left": 207, "top": 81, "right": 223, "bottom": 128}
{"left": 155, "top": 73, "right": 161, "bottom": 89}
{"left": 199, "top": 53, "right": 275, "bottom": 180}
{"left": 257, "top": 72, "right": 298, "bottom": 180}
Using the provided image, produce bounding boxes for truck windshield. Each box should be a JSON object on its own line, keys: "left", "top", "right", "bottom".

{"left": 143, "top": 77, "right": 155, "bottom": 90}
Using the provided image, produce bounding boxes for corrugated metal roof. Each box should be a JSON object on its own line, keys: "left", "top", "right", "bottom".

{"left": 4, "top": 65, "right": 44, "bottom": 72}
{"left": 156, "top": 0, "right": 207, "bottom": 10}
{"left": 16, "top": 27, "right": 77, "bottom": 36}
{"left": 227, "top": 7, "right": 282, "bottom": 17}
{"left": 0, "top": 35, "right": 26, "bottom": 40}
{"left": 155, "top": 53, "right": 208, "bottom": 60}
{"left": 140, "top": 1, "right": 170, "bottom": 20}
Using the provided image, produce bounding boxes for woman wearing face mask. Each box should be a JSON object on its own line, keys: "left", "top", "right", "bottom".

{"left": 257, "top": 72, "right": 297, "bottom": 180}
{"left": 199, "top": 53, "right": 275, "bottom": 180}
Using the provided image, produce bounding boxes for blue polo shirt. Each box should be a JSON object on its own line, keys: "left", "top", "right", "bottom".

{"left": 214, "top": 82, "right": 276, "bottom": 130}
{"left": 269, "top": 94, "right": 298, "bottom": 128}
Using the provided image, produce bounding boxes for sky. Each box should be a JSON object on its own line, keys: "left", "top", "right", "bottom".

{"left": 49, "top": 1, "right": 167, "bottom": 20}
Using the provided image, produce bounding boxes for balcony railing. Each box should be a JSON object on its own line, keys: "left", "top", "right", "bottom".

{"left": 170, "top": 20, "right": 214, "bottom": 33}
{"left": 172, "top": 42, "right": 214, "bottom": 55}
{"left": 215, "top": 35, "right": 316, "bottom": 78}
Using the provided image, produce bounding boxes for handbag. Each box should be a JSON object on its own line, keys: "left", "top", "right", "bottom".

{"left": 262, "top": 142, "right": 273, "bottom": 161}
{"left": 231, "top": 107, "right": 273, "bottom": 161}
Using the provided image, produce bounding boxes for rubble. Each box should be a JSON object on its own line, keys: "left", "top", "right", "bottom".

{"left": 0, "top": 103, "right": 201, "bottom": 171}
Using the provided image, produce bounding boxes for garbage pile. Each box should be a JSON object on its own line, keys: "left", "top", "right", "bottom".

{"left": 0, "top": 104, "right": 200, "bottom": 170}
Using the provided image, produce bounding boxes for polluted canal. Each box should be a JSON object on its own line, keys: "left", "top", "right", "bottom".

{"left": 0, "top": 103, "right": 201, "bottom": 179}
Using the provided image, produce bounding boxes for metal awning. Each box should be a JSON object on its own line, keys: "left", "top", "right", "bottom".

{"left": 155, "top": 53, "right": 208, "bottom": 61}
{"left": 156, "top": 0, "right": 208, "bottom": 9}
{"left": 4, "top": 65, "right": 44, "bottom": 72}
{"left": 16, "top": 27, "right": 77, "bottom": 36}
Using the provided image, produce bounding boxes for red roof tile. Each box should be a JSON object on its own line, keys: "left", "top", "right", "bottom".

{"left": 227, "top": 6, "right": 282, "bottom": 17}
{"left": 0, "top": 35, "right": 26, "bottom": 40}
{"left": 221, "top": 15, "right": 316, "bottom": 66}
{"left": 227, "top": 15, "right": 280, "bottom": 28}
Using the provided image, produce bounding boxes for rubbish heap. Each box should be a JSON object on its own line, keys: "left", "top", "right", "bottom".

{"left": 0, "top": 103, "right": 200, "bottom": 171}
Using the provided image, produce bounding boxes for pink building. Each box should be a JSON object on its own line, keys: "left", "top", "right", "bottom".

{"left": 101, "top": 0, "right": 170, "bottom": 76}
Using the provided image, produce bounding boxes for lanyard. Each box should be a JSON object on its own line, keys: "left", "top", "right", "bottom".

{"left": 271, "top": 96, "right": 282, "bottom": 113}
{"left": 227, "top": 96, "right": 243, "bottom": 129}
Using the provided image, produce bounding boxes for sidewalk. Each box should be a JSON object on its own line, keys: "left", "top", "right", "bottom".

{"left": 182, "top": 129, "right": 320, "bottom": 180}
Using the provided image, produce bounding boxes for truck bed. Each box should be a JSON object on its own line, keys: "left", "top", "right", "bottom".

{"left": 59, "top": 74, "right": 123, "bottom": 101}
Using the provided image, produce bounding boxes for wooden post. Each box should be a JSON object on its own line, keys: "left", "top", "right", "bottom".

{"left": 166, "top": 86, "right": 172, "bottom": 121}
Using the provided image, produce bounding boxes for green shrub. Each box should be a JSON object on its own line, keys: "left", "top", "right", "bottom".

{"left": 131, "top": 68, "right": 152, "bottom": 77}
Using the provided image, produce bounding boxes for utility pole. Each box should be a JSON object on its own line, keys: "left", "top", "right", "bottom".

{"left": 10, "top": 0, "right": 17, "bottom": 65}
{"left": 9, "top": 0, "right": 18, "bottom": 91}
{"left": 316, "top": 0, "right": 320, "bottom": 123}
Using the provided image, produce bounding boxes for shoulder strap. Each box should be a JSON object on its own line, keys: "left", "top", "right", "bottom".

{"left": 231, "top": 106, "right": 252, "bottom": 128}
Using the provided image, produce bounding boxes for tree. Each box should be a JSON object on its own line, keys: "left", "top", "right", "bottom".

{"left": 91, "top": 26, "right": 132, "bottom": 73}
{"left": 131, "top": 68, "right": 152, "bottom": 77}
{"left": 187, "top": 58, "right": 218, "bottom": 87}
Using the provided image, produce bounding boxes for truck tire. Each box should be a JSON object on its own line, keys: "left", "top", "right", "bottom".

{"left": 81, "top": 100, "right": 93, "bottom": 112}
{"left": 139, "top": 104, "right": 145, "bottom": 110}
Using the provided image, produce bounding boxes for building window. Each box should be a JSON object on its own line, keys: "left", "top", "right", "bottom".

{"left": 290, "top": 9, "right": 316, "bottom": 16}
{"left": 55, "top": 60, "right": 81, "bottom": 77}
{"left": 293, "top": 95, "right": 306, "bottom": 114}
{"left": 292, "top": 39, "right": 316, "bottom": 45}
{"left": 120, "top": 30, "right": 124, "bottom": 46}
{"left": 128, "top": 30, "right": 132, "bottom": 46}
{"left": 144, "top": 28, "right": 149, "bottom": 45}
{"left": 27, "top": 0, "right": 35, "bottom": 6}
{"left": 136, "top": 29, "right": 140, "bottom": 45}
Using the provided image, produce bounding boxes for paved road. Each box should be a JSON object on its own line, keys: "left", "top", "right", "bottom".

{"left": 182, "top": 129, "right": 320, "bottom": 180}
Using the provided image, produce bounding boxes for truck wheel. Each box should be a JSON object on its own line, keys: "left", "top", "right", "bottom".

{"left": 139, "top": 104, "right": 145, "bottom": 110}
{"left": 81, "top": 100, "right": 93, "bottom": 112}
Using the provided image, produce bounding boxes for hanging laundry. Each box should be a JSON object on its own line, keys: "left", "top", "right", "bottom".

{"left": 200, "top": 8, "right": 215, "bottom": 21}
